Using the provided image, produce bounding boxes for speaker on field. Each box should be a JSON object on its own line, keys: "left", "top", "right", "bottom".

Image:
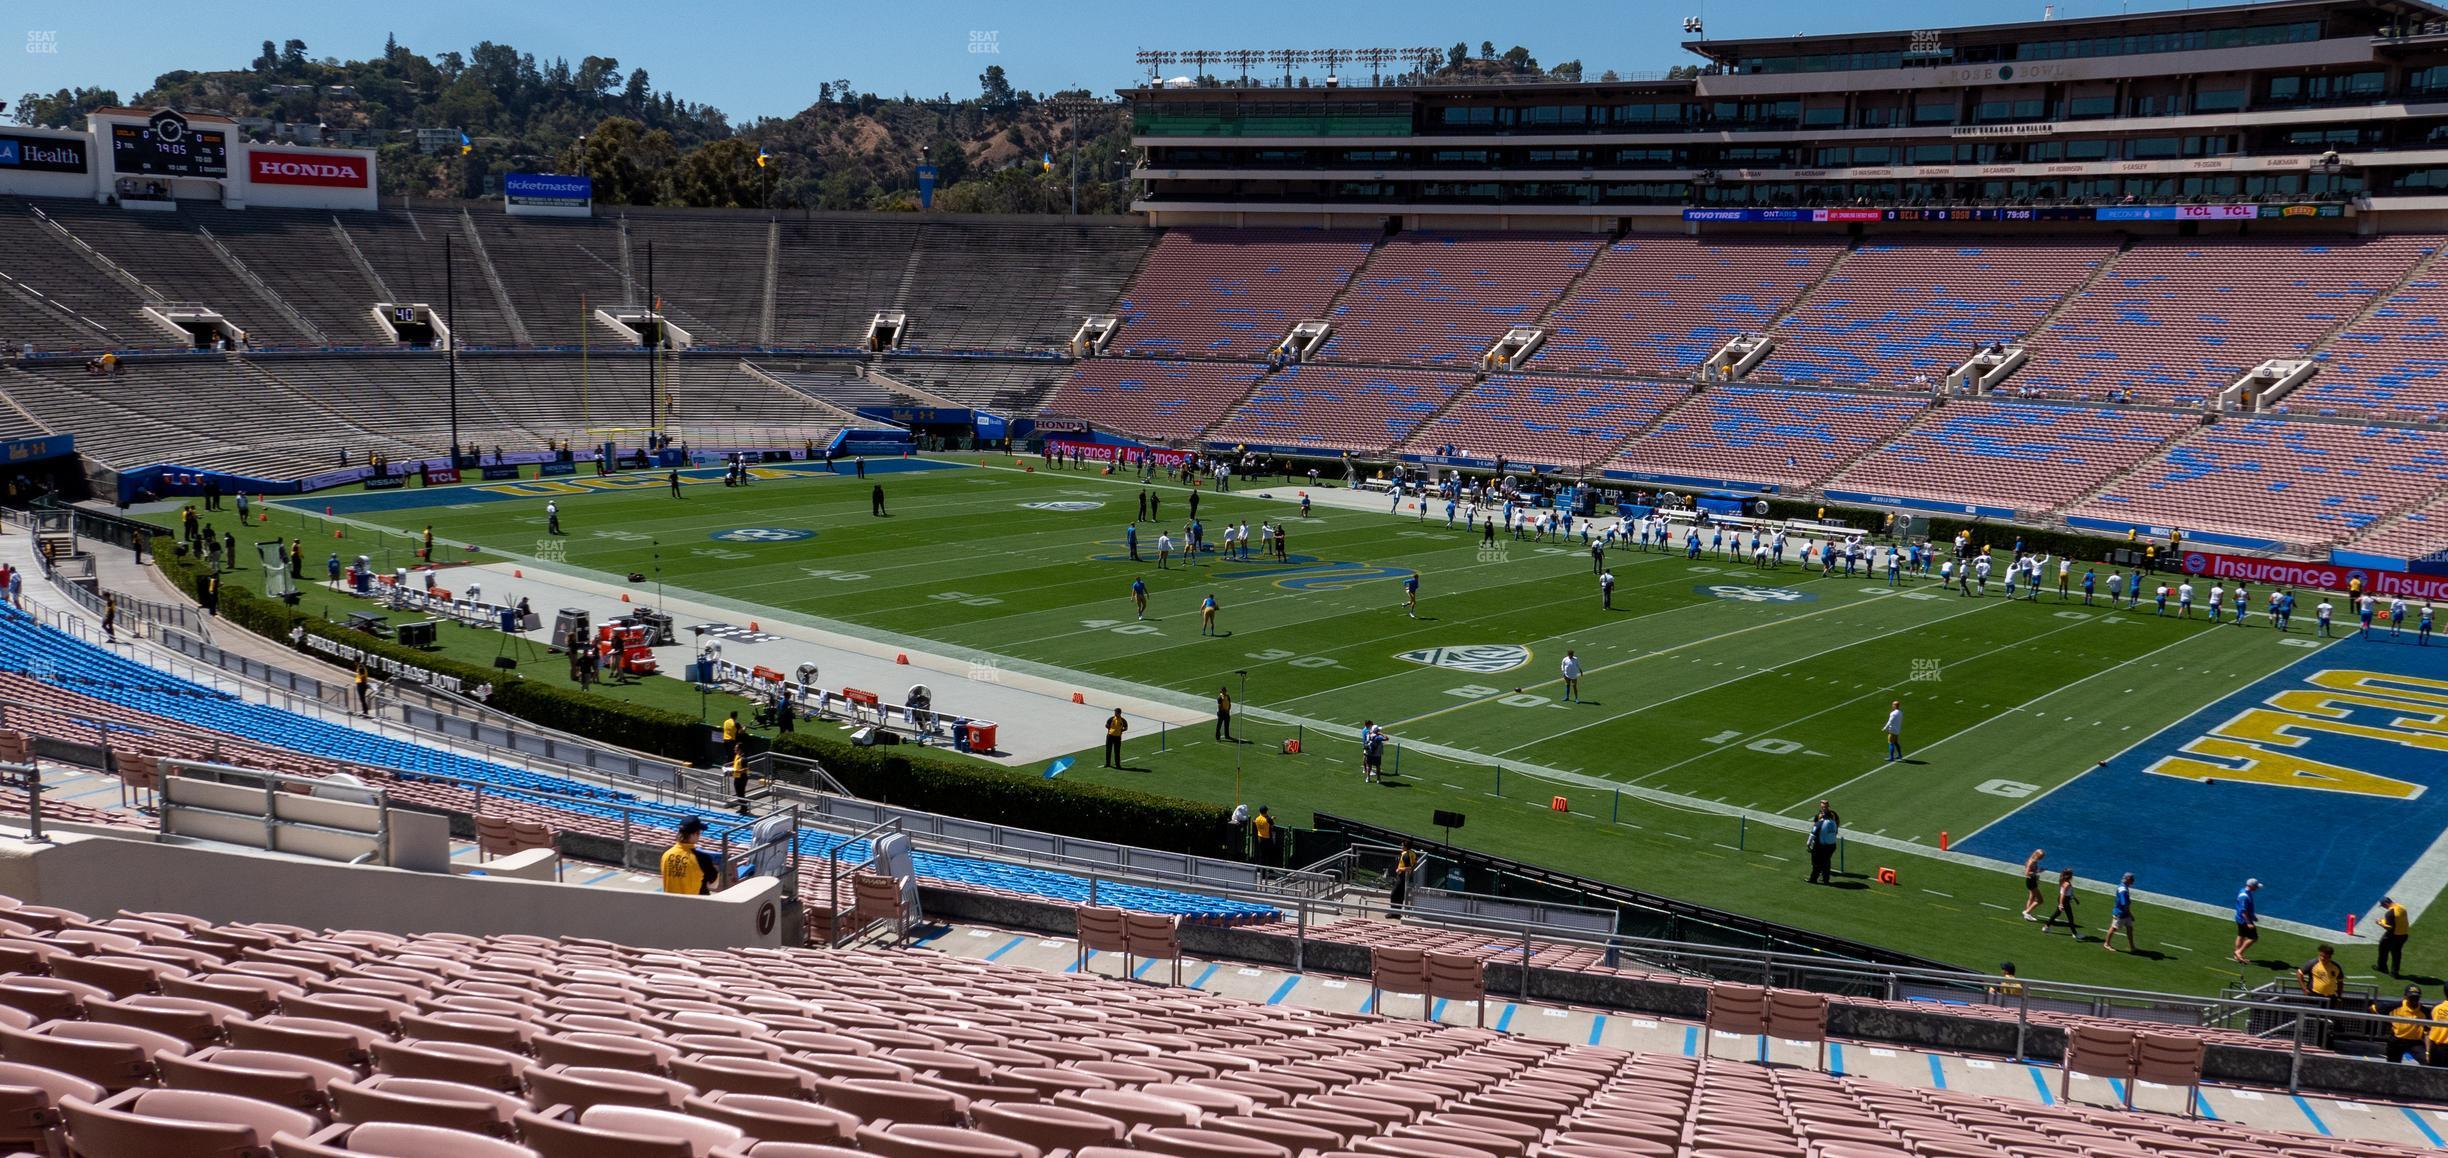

{"left": 1432, "top": 810, "right": 1466, "bottom": 831}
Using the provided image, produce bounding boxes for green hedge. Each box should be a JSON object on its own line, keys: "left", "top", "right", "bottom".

{"left": 150, "top": 543, "right": 1234, "bottom": 856}
{"left": 773, "top": 731, "right": 1234, "bottom": 859}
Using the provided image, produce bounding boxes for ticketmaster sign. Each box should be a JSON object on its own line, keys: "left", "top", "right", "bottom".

{"left": 504, "top": 172, "right": 591, "bottom": 217}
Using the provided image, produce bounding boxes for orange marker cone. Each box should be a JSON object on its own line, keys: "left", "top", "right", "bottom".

{"left": 895, "top": 653, "right": 909, "bottom": 665}
{"left": 1071, "top": 692, "right": 1085, "bottom": 704}
{"left": 1939, "top": 830, "right": 1949, "bottom": 852}
{"left": 513, "top": 569, "right": 523, "bottom": 579}
{"left": 621, "top": 593, "right": 631, "bottom": 603}
{"left": 749, "top": 621, "right": 760, "bottom": 632}
{"left": 2347, "top": 913, "right": 2360, "bottom": 937}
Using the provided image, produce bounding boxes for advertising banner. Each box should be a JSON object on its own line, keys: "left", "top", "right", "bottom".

{"left": 2178, "top": 548, "right": 2448, "bottom": 601}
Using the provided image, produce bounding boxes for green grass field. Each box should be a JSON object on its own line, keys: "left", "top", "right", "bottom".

{"left": 259, "top": 457, "right": 2440, "bottom": 994}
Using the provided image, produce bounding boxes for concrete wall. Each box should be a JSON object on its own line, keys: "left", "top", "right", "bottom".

{"left": 0, "top": 832, "right": 788, "bottom": 951}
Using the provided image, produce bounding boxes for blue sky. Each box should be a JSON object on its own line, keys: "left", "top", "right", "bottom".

{"left": 11, "top": 0, "right": 2247, "bottom": 122}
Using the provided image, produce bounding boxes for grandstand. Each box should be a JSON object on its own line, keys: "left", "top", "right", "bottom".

{"left": 1320, "top": 233, "right": 1601, "bottom": 366}
{"left": 1040, "top": 360, "right": 1266, "bottom": 442}
{"left": 1399, "top": 376, "right": 1684, "bottom": 470}
{"left": 2072, "top": 418, "right": 2448, "bottom": 548}
{"left": 1766, "top": 238, "right": 2118, "bottom": 390}
{"left": 2012, "top": 237, "right": 2440, "bottom": 407}
{"left": 2300, "top": 263, "right": 2448, "bottom": 417}
{"left": 1112, "top": 229, "right": 1376, "bottom": 360}
{"left": 1536, "top": 238, "right": 1844, "bottom": 379}
{"left": 1206, "top": 366, "right": 1472, "bottom": 454}
{"left": 1609, "top": 386, "right": 1931, "bottom": 491}
{"left": 1828, "top": 399, "right": 2193, "bottom": 515}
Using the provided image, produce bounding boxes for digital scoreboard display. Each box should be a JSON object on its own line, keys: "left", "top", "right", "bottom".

{"left": 109, "top": 110, "right": 227, "bottom": 178}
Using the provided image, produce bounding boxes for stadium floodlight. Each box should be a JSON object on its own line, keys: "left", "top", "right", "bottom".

{"left": 1315, "top": 47, "right": 1351, "bottom": 80}
{"left": 1406, "top": 46, "right": 1444, "bottom": 81}
{"left": 1183, "top": 49, "right": 1221, "bottom": 80}
{"left": 1133, "top": 49, "right": 1166, "bottom": 80}
{"left": 1683, "top": 16, "right": 1705, "bottom": 34}
{"left": 1266, "top": 49, "right": 1314, "bottom": 87}
{"left": 1354, "top": 47, "right": 1397, "bottom": 87}
{"left": 1223, "top": 49, "right": 1265, "bottom": 86}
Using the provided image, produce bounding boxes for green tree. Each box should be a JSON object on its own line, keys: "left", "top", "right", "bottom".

{"left": 979, "top": 64, "right": 1014, "bottom": 108}
{"left": 254, "top": 40, "right": 278, "bottom": 72}
{"left": 670, "top": 137, "right": 764, "bottom": 208}
{"left": 576, "top": 55, "right": 621, "bottom": 99}
{"left": 281, "top": 39, "right": 308, "bottom": 71}
{"left": 12, "top": 87, "right": 120, "bottom": 128}
{"left": 1501, "top": 45, "right": 1537, "bottom": 73}
{"left": 1549, "top": 59, "right": 1582, "bottom": 82}
{"left": 1480, "top": 40, "right": 1495, "bottom": 59}
{"left": 1448, "top": 43, "right": 1467, "bottom": 69}
{"left": 624, "top": 68, "right": 651, "bottom": 109}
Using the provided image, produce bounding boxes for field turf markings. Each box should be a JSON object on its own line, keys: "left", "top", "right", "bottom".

{"left": 1790, "top": 624, "right": 2232, "bottom": 815}
{"left": 1480, "top": 593, "right": 2012, "bottom": 756}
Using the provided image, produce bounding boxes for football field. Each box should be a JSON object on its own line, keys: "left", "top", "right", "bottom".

{"left": 283, "top": 456, "right": 2448, "bottom": 990}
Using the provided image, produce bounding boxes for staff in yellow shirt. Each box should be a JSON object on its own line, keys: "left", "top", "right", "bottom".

{"left": 2298, "top": 943, "right": 2346, "bottom": 1007}
{"left": 2377, "top": 896, "right": 2412, "bottom": 978}
{"left": 660, "top": 818, "right": 707, "bottom": 896}
{"left": 2376, "top": 985, "right": 2431, "bottom": 1064}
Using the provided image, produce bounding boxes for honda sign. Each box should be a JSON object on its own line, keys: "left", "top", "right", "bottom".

{"left": 250, "top": 150, "right": 370, "bottom": 188}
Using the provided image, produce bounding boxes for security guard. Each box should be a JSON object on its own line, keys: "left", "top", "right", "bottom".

{"left": 2378, "top": 985, "right": 2431, "bottom": 1064}
{"left": 2378, "top": 896, "right": 2413, "bottom": 977}
{"left": 2297, "top": 943, "right": 2347, "bottom": 1007}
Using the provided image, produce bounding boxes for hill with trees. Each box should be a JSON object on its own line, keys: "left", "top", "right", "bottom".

{"left": 11, "top": 37, "right": 1597, "bottom": 215}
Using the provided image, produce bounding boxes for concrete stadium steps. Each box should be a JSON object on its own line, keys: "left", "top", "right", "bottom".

{"left": 0, "top": 203, "right": 160, "bottom": 351}
{"left": 2297, "top": 240, "right": 2448, "bottom": 418}
{"left": 182, "top": 206, "right": 393, "bottom": 346}
{"left": 876, "top": 357, "right": 1071, "bottom": 413}
{"left": 333, "top": 209, "right": 519, "bottom": 347}
{"left": 34, "top": 201, "right": 318, "bottom": 349}
{"left": 894, "top": 218, "right": 1155, "bottom": 352}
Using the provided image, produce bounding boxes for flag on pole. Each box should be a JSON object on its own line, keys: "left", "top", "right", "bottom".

{"left": 756, "top": 146, "right": 770, "bottom": 168}
{"left": 457, "top": 131, "right": 472, "bottom": 155}
{"left": 1041, "top": 152, "right": 1053, "bottom": 172}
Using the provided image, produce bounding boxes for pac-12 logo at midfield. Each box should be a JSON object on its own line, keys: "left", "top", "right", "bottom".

{"left": 1697, "top": 584, "right": 1814, "bottom": 604}
{"left": 1022, "top": 501, "right": 1105, "bottom": 512}
{"left": 1396, "top": 644, "right": 1530, "bottom": 674}
{"left": 710, "top": 527, "right": 815, "bottom": 543}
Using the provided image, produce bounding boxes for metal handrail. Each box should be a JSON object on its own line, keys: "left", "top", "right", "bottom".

{"left": 823, "top": 815, "right": 902, "bottom": 948}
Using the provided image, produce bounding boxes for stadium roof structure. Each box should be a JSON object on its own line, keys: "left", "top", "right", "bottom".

{"left": 1681, "top": 0, "right": 2448, "bottom": 64}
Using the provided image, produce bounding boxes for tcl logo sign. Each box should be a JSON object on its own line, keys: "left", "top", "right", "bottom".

{"left": 249, "top": 150, "right": 368, "bottom": 188}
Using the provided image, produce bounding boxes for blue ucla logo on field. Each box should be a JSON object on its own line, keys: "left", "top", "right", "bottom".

{"left": 1697, "top": 584, "right": 1814, "bottom": 603}
{"left": 711, "top": 527, "right": 816, "bottom": 543}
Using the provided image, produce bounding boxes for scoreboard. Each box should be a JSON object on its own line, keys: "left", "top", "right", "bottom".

{"left": 109, "top": 110, "right": 227, "bottom": 178}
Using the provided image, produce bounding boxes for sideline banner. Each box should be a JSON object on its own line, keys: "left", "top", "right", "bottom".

{"left": 1046, "top": 440, "right": 1191, "bottom": 468}
{"left": 2178, "top": 549, "right": 2448, "bottom": 601}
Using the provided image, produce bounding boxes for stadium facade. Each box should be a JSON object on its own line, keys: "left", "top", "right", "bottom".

{"left": 1126, "top": 0, "right": 2448, "bottom": 231}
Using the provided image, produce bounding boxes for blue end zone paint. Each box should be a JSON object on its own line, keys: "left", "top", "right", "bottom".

{"left": 1828, "top": 1043, "right": 1846, "bottom": 1076}
{"left": 1358, "top": 992, "right": 1376, "bottom": 1015}
{"left": 2106, "top": 1077, "right": 2124, "bottom": 1105}
{"left": 1189, "top": 963, "right": 1220, "bottom": 989}
{"left": 1587, "top": 1015, "right": 1608, "bottom": 1046}
{"left": 1495, "top": 1005, "right": 1518, "bottom": 1033}
{"left": 1431, "top": 999, "right": 1448, "bottom": 1021}
{"left": 1964, "top": 640, "right": 2448, "bottom": 926}
{"left": 287, "top": 457, "right": 961, "bottom": 516}
{"left": 2027, "top": 1066, "right": 2057, "bottom": 1105}
{"left": 984, "top": 935, "right": 1026, "bottom": 962}
{"left": 1264, "top": 976, "right": 1300, "bottom": 1005}
{"left": 1927, "top": 1054, "right": 1948, "bottom": 1089}
{"left": 2399, "top": 1105, "right": 2442, "bottom": 1146}
{"left": 2195, "top": 1093, "right": 2219, "bottom": 1121}
{"left": 2293, "top": 1095, "right": 2333, "bottom": 1136}
{"left": 1682, "top": 1025, "right": 1699, "bottom": 1057}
